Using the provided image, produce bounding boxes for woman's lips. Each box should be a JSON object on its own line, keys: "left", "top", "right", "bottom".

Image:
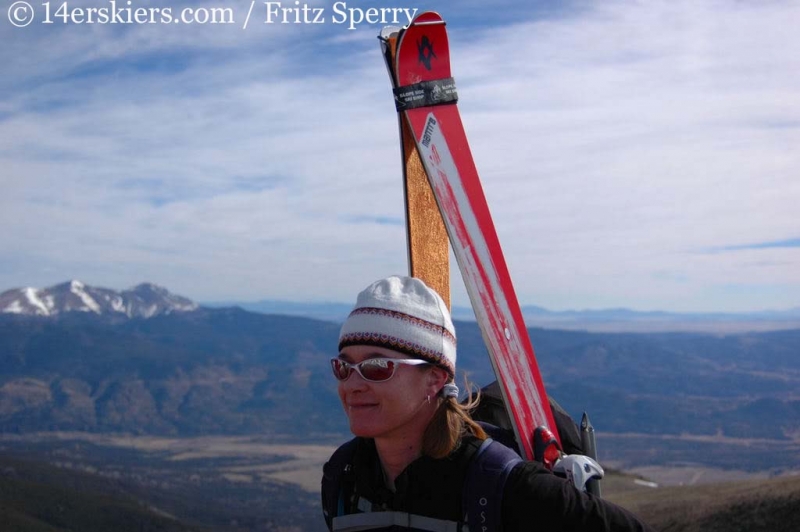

{"left": 348, "top": 401, "right": 378, "bottom": 409}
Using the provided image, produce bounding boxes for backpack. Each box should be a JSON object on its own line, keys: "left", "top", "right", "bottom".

{"left": 321, "top": 431, "right": 522, "bottom": 532}
{"left": 469, "top": 381, "right": 585, "bottom": 456}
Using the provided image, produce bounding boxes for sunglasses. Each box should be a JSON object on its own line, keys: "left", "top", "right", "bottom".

{"left": 330, "top": 357, "right": 429, "bottom": 382}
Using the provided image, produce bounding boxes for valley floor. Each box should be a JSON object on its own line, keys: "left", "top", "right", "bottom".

{"left": 1, "top": 432, "right": 799, "bottom": 532}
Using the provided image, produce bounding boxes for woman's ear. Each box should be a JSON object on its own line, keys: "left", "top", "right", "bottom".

{"left": 426, "top": 366, "right": 449, "bottom": 392}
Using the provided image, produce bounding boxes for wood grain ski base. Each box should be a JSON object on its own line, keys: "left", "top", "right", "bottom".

{"left": 402, "top": 97, "right": 451, "bottom": 309}
{"left": 382, "top": 33, "right": 451, "bottom": 308}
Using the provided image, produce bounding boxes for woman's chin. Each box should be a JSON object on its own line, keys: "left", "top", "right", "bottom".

{"left": 348, "top": 417, "right": 384, "bottom": 438}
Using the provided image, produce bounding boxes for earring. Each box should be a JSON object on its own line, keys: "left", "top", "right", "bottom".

{"left": 426, "top": 394, "right": 431, "bottom": 404}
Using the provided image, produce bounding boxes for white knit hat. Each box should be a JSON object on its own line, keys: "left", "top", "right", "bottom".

{"left": 338, "top": 276, "right": 456, "bottom": 377}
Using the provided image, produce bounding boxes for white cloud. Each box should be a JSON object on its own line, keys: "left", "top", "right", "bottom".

{"left": 1, "top": 0, "right": 798, "bottom": 311}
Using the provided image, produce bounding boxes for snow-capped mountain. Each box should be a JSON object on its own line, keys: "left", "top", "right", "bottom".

{"left": 0, "top": 280, "right": 198, "bottom": 318}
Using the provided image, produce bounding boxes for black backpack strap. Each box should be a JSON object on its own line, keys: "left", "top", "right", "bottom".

{"left": 476, "top": 421, "right": 521, "bottom": 455}
{"left": 322, "top": 437, "right": 359, "bottom": 531}
{"left": 463, "top": 438, "right": 523, "bottom": 532}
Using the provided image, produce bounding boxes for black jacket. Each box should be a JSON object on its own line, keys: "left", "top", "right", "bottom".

{"left": 323, "top": 436, "right": 655, "bottom": 532}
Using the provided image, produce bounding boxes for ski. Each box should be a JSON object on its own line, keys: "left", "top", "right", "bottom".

{"left": 383, "top": 11, "right": 560, "bottom": 461}
{"left": 379, "top": 27, "right": 451, "bottom": 308}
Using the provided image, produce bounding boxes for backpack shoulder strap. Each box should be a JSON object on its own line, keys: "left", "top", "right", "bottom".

{"left": 476, "top": 421, "right": 521, "bottom": 455}
{"left": 463, "top": 438, "right": 523, "bottom": 532}
{"left": 322, "top": 437, "right": 359, "bottom": 530}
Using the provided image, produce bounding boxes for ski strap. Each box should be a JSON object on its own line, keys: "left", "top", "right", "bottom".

{"left": 394, "top": 78, "right": 458, "bottom": 111}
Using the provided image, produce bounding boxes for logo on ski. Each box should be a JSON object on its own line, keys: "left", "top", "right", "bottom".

{"left": 417, "top": 36, "right": 436, "bottom": 70}
{"left": 422, "top": 116, "right": 438, "bottom": 147}
{"left": 430, "top": 84, "right": 442, "bottom": 102}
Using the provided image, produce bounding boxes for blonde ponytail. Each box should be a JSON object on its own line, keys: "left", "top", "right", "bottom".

{"left": 421, "top": 382, "right": 487, "bottom": 459}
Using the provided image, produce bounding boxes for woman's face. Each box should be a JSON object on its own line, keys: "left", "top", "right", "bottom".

{"left": 336, "top": 345, "right": 445, "bottom": 442}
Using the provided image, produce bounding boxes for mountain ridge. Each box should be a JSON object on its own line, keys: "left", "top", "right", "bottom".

{"left": 205, "top": 298, "right": 800, "bottom": 333}
{"left": 3, "top": 280, "right": 798, "bottom": 333}
{"left": 1, "top": 307, "right": 798, "bottom": 473}
{"left": 0, "top": 280, "right": 198, "bottom": 319}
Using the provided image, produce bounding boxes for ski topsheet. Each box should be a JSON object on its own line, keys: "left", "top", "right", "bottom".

{"left": 386, "top": 12, "right": 560, "bottom": 460}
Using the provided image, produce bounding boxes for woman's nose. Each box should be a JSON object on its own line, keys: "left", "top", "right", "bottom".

{"left": 340, "top": 371, "right": 370, "bottom": 391}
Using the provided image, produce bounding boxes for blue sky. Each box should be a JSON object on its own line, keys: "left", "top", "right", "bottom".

{"left": 1, "top": 0, "right": 799, "bottom": 312}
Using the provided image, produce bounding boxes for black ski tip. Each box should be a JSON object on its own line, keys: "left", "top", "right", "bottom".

{"left": 378, "top": 26, "right": 401, "bottom": 42}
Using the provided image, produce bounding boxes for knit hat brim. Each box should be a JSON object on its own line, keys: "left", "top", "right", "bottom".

{"left": 338, "top": 277, "right": 456, "bottom": 377}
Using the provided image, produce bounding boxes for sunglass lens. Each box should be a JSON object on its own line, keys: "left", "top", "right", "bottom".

{"left": 359, "top": 359, "right": 395, "bottom": 382}
{"left": 331, "top": 359, "right": 351, "bottom": 381}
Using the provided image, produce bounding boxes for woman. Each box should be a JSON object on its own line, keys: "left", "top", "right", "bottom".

{"left": 323, "top": 276, "right": 654, "bottom": 532}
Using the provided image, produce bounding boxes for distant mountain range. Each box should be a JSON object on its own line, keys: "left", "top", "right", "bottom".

{"left": 1, "top": 285, "right": 798, "bottom": 474}
{"left": 0, "top": 280, "right": 197, "bottom": 319}
{"left": 206, "top": 298, "right": 800, "bottom": 333}
{"left": 3, "top": 281, "right": 798, "bottom": 333}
